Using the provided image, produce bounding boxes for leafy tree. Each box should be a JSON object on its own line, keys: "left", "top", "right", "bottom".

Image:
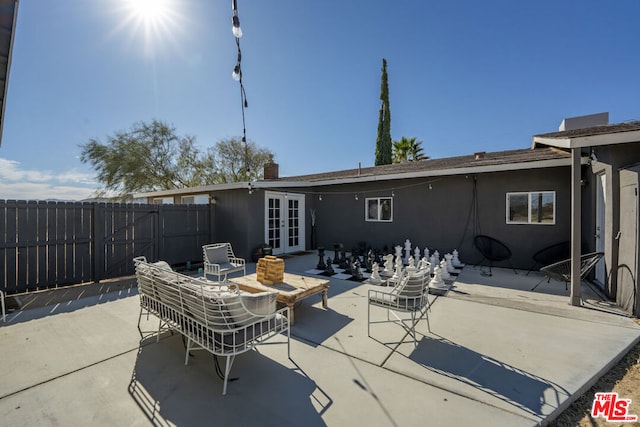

{"left": 375, "top": 58, "right": 392, "bottom": 166}
{"left": 80, "top": 120, "right": 273, "bottom": 198}
{"left": 392, "top": 136, "right": 428, "bottom": 163}
{"left": 212, "top": 137, "right": 273, "bottom": 183}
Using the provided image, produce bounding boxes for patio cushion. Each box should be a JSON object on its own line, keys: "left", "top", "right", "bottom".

{"left": 226, "top": 292, "right": 278, "bottom": 326}
{"left": 206, "top": 245, "right": 229, "bottom": 264}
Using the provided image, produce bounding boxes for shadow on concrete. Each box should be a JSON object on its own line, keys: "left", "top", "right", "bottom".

{"left": 128, "top": 333, "right": 331, "bottom": 427}
{"left": 409, "top": 336, "right": 570, "bottom": 419}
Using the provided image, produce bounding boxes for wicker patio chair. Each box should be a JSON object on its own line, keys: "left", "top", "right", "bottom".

{"left": 203, "top": 243, "right": 246, "bottom": 282}
{"left": 530, "top": 252, "right": 604, "bottom": 291}
{"left": 473, "top": 234, "right": 518, "bottom": 276}
{"left": 368, "top": 268, "right": 431, "bottom": 347}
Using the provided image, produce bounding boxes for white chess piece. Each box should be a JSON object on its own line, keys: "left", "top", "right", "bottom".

{"left": 429, "top": 265, "right": 446, "bottom": 288}
{"left": 404, "top": 239, "right": 412, "bottom": 263}
{"left": 383, "top": 254, "right": 393, "bottom": 275}
{"left": 440, "top": 259, "right": 452, "bottom": 281}
{"left": 408, "top": 256, "right": 415, "bottom": 269}
{"left": 423, "top": 247, "right": 430, "bottom": 259}
{"left": 419, "top": 257, "right": 431, "bottom": 271}
{"left": 394, "top": 245, "right": 403, "bottom": 259}
{"left": 414, "top": 247, "right": 421, "bottom": 262}
{"left": 392, "top": 260, "right": 403, "bottom": 280}
{"left": 433, "top": 250, "right": 440, "bottom": 261}
{"left": 452, "top": 249, "right": 464, "bottom": 268}
{"left": 429, "top": 254, "right": 438, "bottom": 275}
{"left": 370, "top": 262, "right": 382, "bottom": 284}
{"left": 445, "top": 253, "right": 461, "bottom": 274}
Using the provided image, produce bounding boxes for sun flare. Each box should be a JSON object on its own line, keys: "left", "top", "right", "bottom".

{"left": 129, "top": 0, "right": 170, "bottom": 25}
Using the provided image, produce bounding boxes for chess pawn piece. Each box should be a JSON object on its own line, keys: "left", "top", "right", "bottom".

{"left": 452, "top": 249, "right": 464, "bottom": 268}
{"left": 429, "top": 264, "right": 446, "bottom": 289}
{"left": 440, "top": 259, "right": 452, "bottom": 281}
{"left": 423, "top": 247, "right": 430, "bottom": 260}
{"left": 444, "top": 254, "right": 460, "bottom": 275}
{"left": 369, "top": 262, "right": 382, "bottom": 284}
{"left": 324, "top": 258, "right": 335, "bottom": 275}
{"left": 392, "top": 260, "right": 403, "bottom": 280}
{"left": 429, "top": 254, "right": 438, "bottom": 275}
{"left": 317, "top": 247, "right": 326, "bottom": 270}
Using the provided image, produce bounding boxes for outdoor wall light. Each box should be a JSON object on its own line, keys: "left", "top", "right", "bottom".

{"left": 428, "top": 184, "right": 433, "bottom": 190}
{"left": 391, "top": 190, "right": 395, "bottom": 197}
{"left": 319, "top": 195, "right": 322, "bottom": 201}
{"left": 355, "top": 194, "right": 359, "bottom": 200}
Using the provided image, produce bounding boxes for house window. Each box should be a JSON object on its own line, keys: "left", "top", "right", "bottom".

{"left": 506, "top": 191, "right": 555, "bottom": 224}
{"left": 181, "top": 195, "right": 209, "bottom": 204}
{"left": 153, "top": 197, "right": 174, "bottom": 204}
{"left": 366, "top": 197, "right": 393, "bottom": 222}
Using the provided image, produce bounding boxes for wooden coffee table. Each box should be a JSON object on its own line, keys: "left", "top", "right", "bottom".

{"left": 230, "top": 273, "right": 329, "bottom": 325}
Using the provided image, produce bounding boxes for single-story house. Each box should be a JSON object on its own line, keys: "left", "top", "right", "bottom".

{"left": 134, "top": 113, "right": 640, "bottom": 316}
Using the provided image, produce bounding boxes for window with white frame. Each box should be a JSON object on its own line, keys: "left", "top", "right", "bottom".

{"left": 366, "top": 197, "right": 393, "bottom": 222}
{"left": 506, "top": 191, "right": 555, "bottom": 224}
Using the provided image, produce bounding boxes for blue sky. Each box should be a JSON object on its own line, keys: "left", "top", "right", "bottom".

{"left": 1, "top": 0, "right": 639, "bottom": 200}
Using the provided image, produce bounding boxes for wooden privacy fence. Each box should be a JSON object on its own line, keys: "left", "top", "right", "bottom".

{"left": 0, "top": 200, "right": 213, "bottom": 294}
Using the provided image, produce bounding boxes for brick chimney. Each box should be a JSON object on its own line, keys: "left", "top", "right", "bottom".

{"left": 474, "top": 151, "right": 486, "bottom": 160}
{"left": 263, "top": 159, "right": 279, "bottom": 180}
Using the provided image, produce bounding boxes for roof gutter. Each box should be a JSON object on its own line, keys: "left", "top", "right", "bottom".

{"left": 533, "top": 129, "right": 640, "bottom": 150}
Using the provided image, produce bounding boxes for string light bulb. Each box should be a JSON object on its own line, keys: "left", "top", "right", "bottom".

{"left": 232, "top": 64, "right": 241, "bottom": 81}
{"left": 231, "top": 0, "right": 242, "bottom": 38}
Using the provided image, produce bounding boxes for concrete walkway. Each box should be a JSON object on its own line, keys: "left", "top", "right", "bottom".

{"left": 1, "top": 252, "right": 639, "bottom": 426}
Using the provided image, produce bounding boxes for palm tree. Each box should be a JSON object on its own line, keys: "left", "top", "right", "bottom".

{"left": 392, "top": 137, "right": 428, "bottom": 163}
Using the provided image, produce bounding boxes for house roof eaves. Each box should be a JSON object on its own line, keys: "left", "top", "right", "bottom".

{"left": 256, "top": 157, "right": 572, "bottom": 188}
{"left": 533, "top": 129, "right": 640, "bottom": 150}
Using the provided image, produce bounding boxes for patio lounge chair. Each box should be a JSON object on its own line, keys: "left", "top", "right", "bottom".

{"left": 530, "top": 252, "right": 604, "bottom": 292}
{"left": 473, "top": 234, "right": 518, "bottom": 276}
{"left": 134, "top": 256, "right": 290, "bottom": 395}
{"left": 525, "top": 241, "right": 571, "bottom": 276}
{"left": 368, "top": 268, "right": 431, "bottom": 347}
{"left": 203, "top": 243, "right": 246, "bottom": 282}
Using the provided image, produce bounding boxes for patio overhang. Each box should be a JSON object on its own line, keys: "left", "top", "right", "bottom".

{"left": 0, "top": 0, "right": 19, "bottom": 147}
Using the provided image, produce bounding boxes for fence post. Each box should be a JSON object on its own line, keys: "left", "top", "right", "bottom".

{"left": 92, "top": 203, "right": 104, "bottom": 283}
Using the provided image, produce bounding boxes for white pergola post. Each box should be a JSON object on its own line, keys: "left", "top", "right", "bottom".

{"left": 570, "top": 148, "right": 582, "bottom": 305}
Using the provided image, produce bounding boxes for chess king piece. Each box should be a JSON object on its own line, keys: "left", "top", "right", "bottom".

{"left": 369, "top": 262, "right": 382, "bottom": 284}
{"left": 317, "top": 247, "right": 326, "bottom": 270}
{"left": 324, "top": 257, "right": 335, "bottom": 275}
{"left": 404, "top": 239, "right": 412, "bottom": 263}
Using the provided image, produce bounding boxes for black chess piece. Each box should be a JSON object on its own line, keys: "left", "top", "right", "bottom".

{"left": 317, "top": 247, "right": 326, "bottom": 270}
{"left": 352, "top": 260, "right": 364, "bottom": 281}
{"left": 324, "top": 257, "right": 335, "bottom": 275}
{"left": 333, "top": 243, "right": 343, "bottom": 264}
{"left": 339, "top": 251, "right": 348, "bottom": 270}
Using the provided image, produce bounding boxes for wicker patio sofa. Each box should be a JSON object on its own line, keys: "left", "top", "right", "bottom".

{"left": 133, "top": 256, "right": 290, "bottom": 395}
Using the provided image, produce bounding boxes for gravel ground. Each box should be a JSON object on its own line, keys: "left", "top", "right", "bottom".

{"left": 550, "top": 319, "right": 640, "bottom": 427}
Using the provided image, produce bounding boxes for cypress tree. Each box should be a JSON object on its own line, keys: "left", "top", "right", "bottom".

{"left": 375, "top": 58, "right": 392, "bottom": 166}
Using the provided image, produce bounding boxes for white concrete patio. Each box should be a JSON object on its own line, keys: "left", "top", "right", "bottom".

{"left": 1, "top": 251, "right": 638, "bottom": 426}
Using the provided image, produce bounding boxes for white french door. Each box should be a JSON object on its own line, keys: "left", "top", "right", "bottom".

{"left": 265, "top": 191, "right": 305, "bottom": 255}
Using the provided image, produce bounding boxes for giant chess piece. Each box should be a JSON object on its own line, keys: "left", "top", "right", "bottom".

{"left": 429, "top": 254, "right": 438, "bottom": 275}
{"left": 369, "top": 262, "right": 382, "bottom": 284}
{"left": 383, "top": 254, "right": 394, "bottom": 276}
{"left": 394, "top": 245, "right": 403, "bottom": 262}
{"left": 392, "top": 256, "right": 403, "bottom": 280}
{"left": 423, "top": 247, "right": 430, "bottom": 260}
{"left": 429, "top": 264, "right": 447, "bottom": 289}
{"left": 452, "top": 249, "right": 465, "bottom": 268}
{"left": 324, "top": 257, "right": 335, "bottom": 275}
{"left": 404, "top": 239, "right": 412, "bottom": 264}
{"left": 419, "top": 257, "right": 430, "bottom": 271}
{"left": 352, "top": 260, "right": 364, "bottom": 281}
{"left": 414, "top": 247, "right": 421, "bottom": 263}
{"left": 333, "top": 243, "right": 343, "bottom": 264}
{"left": 317, "top": 247, "right": 326, "bottom": 270}
{"left": 433, "top": 250, "right": 440, "bottom": 261}
{"left": 408, "top": 255, "right": 415, "bottom": 269}
{"left": 444, "top": 253, "right": 461, "bottom": 275}
{"left": 440, "top": 259, "right": 453, "bottom": 282}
